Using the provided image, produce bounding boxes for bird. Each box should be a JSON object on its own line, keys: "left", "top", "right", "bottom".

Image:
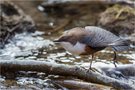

{"left": 54, "top": 26, "right": 131, "bottom": 70}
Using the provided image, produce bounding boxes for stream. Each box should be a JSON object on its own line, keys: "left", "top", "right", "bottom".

{"left": 0, "top": 0, "right": 135, "bottom": 89}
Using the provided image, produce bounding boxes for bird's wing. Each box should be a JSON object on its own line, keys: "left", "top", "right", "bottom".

{"left": 80, "top": 26, "right": 120, "bottom": 48}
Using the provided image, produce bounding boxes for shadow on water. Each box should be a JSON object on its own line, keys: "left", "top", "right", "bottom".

{"left": 0, "top": 0, "right": 135, "bottom": 89}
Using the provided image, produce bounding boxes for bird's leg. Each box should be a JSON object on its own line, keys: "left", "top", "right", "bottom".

{"left": 89, "top": 54, "right": 94, "bottom": 70}
{"left": 86, "top": 54, "right": 101, "bottom": 73}
{"left": 113, "top": 51, "right": 117, "bottom": 67}
{"left": 78, "top": 55, "right": 93, "bottom": 71}
{"left": 86, "top": 54, "right": 95, "bottom": 72}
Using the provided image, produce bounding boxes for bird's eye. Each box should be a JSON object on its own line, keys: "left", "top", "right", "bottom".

{"left": 61, "top": 36, "right": 70, "bottom": 41}
{"left": 63, "top": 31, "right": 68, "bottom": 34}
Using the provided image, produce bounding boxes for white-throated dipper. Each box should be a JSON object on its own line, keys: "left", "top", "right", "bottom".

{"left": 54, "top": 26, "right": 131, "bottom": 70}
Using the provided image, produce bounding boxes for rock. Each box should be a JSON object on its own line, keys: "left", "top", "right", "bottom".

{"left": 99, "top": 4, "right": 135, "bottom": 36}
{"left": 40, "top": 0, "right": 134, "bottom": 6}
{"left": 0, "top": 1, "right": 36, "bottom": 48}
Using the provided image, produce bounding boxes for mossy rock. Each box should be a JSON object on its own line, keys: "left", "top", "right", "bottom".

{"left": 99, "top": 4, "right": 135, "bottom": 36}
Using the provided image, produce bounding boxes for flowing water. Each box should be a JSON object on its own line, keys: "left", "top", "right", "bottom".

{"left": 0, "top": 1, "right": 135, "bottom": 89}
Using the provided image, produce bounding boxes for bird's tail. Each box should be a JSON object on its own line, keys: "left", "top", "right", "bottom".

{"left": 109, "top": 39, "right": 132, "bottom": 51}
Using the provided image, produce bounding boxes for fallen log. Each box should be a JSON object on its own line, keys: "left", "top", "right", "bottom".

{"left": 0, "top": 60, "right": 134, "bottom": 90}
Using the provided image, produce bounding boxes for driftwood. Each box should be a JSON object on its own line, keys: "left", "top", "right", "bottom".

{"left": 54, "top": 80, "right": 112, "bottom": 90}
{"left": 0, "top": 60, "right": 135, "bottom": 90}
{"left": 102, "top": 64, "right": 135, "bottom": 77}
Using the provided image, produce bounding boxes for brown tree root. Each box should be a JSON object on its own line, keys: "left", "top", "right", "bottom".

{"left": 0, "top": 60, "right": 134, "bottom": 90}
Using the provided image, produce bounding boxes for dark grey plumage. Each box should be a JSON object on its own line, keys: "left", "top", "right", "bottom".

{"left": 82, "top": 26, "right": 131, "bottom": 51}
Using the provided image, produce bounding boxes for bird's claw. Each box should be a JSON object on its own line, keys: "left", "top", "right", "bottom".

{"left": 79, "top": 66, "right": 101, "bottom": 73}
{"left": 87, "top": 67, "right": 99, "bottom": 72}
{"left": 79, "top": 66, "right": 87, "bottom": 70}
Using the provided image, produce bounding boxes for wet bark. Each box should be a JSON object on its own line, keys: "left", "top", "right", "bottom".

{"left": 0, "top": 60, "right": 134, "bottom": 90}
{"left": 54, "top": 80, "right": 112, "bottom": 90}
{"left": 102, "top": 64, "right": 135, "bottom": 77}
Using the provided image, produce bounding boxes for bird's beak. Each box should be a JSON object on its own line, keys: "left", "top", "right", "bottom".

{"left": 53, "top": 39, "right": 61, "bottom": 43}
{"left": 53, "top": 35, "right": 68, "bottom": 43}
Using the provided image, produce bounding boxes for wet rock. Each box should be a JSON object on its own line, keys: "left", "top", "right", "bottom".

{"left": 40, "top": 0, "right": 116, "bottom": 17}
{"left": 41, "top": 0, "right": 134, "bottom": 6}
{"left": 99, "top": 4, "right": 135, "bottom": 36}
{"left": 0, "top": 1, "right": 36, "bottom": 48}
{"left": 101, "top": 64, "right": 135, "bottom": 87}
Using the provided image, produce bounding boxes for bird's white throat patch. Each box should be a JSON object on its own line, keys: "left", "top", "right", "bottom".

{"left": 60, "top": 42, "right": 86, "bottom": 55}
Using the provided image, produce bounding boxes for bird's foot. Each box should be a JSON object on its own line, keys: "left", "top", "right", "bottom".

{"left": 79, "top": 66, "right": 87, "bottom": 70}
{"left": 87, "top": 67, "right": 96, "bottom": 72}
{"left": 113, "top": 61, "right": 118, "bottom": 68}
{"left": 79, "top": 66, "right": 101, "bottom": 73}
{"left": 87, "top": 67, "right": 101, "bottom": 73}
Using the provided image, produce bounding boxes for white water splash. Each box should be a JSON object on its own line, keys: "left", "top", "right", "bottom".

{"left": 0, "top": 31, "right": 54, "bottom": 60}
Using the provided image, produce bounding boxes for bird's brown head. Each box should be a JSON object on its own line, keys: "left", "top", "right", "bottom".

{"left": 54, "top": 27, "right": 85, "bottom": 45}
{"left": 53, "top": 32, "right": 71, "bottom": 42}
